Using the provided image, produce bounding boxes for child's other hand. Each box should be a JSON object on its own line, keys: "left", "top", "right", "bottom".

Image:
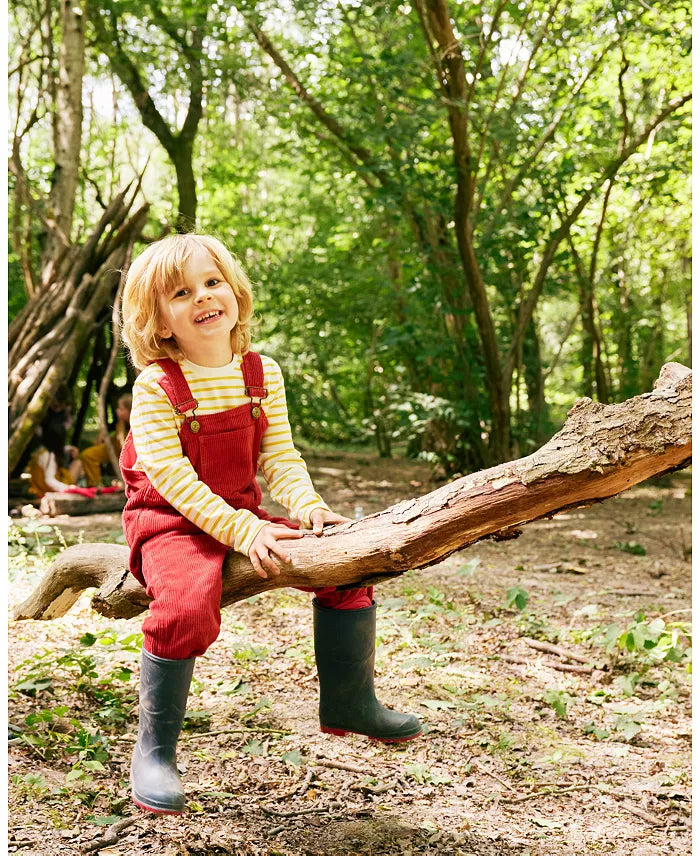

{"left": 309, "top": 508, "right": 352, "bottom": 536}
{"left": 248, "top": 523, "right": 304, "bottom": 580}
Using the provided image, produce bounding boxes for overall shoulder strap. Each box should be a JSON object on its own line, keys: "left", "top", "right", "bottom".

{"left": 241, "top": 351, "right": 268, "bottom": 418}
{"left": 241, "top": 351, "right": 267, "bottom": 398}
{"left": 152, "top": 359, "right": 198, "bottom": 414}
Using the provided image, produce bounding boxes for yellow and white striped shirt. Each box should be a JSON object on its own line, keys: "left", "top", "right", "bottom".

{"left": 129, "top": 353, "right": 329, "bottom": 556}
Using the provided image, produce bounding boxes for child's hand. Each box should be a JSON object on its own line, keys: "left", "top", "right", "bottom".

{"left": 248, "top": 523, "right": 304, "bottom": 580}
{"left": 309, "top": 508, "right": 352, "bottom": 536}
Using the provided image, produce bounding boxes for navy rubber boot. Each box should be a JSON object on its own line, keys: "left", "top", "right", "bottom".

{"left": 131, "top": 649, "right": 195, "bottom": 814}
{"left": 313, "top": 599, "right": 421, "bottom": 742}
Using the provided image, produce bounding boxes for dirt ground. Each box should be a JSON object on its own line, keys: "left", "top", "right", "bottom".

{"left": 7, "top": 451, "right": 691, "bottom": 856}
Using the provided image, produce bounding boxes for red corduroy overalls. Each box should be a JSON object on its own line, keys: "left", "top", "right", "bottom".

{"left": 120, "top": 352, "right": 372, "bottom": 659}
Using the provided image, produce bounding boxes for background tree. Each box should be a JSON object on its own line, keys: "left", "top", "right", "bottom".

{"left": 235, "top": 0, "right": 690, "bottom": 468}
{"left": 8, "top": 0, "right": 691, "bottom": 477}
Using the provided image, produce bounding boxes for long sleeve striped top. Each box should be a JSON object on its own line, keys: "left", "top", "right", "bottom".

{"left": 129, "top": 353, "right": 330, "bottom": 556}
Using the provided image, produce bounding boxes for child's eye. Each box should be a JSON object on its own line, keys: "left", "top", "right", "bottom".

{"left": 206, "top": 278, "right": 220, "bottom": 287}
{"left": 174, "top": 288, "right": 188, "bottom": 298}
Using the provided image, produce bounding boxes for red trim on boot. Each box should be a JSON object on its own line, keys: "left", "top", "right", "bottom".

{"left": 320, "top": 725, "right": 422, "bottom": 743}
{"left": 132, "top": 797, "right": 183, "bottom": 816}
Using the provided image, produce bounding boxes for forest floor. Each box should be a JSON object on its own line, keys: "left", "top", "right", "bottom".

{"left": 7, "top": 450, "right": 692, "bottom": 856}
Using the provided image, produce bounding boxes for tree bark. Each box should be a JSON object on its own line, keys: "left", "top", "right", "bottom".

{"left": 42, "top": 0, "right": 86, "bottom": 266}
{"left": 522, "top": 318, "right": 548, "bottom": 445}
{"left": 14, "top": 363, "right": 691, "bottom": 623}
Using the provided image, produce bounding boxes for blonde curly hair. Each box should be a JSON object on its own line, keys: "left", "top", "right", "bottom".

{"left": 121, "top": 234, "right": 255, "bottom": 370}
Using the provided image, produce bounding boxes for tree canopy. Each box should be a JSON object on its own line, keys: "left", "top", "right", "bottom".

{"left": 9, "top": 0, "right": 691, "bottom": 472}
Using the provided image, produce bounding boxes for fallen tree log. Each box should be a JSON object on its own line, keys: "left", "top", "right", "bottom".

{"left": 39, "top": 491, "right": 127, "bottom": 517}
{"left": 14, "top": 363, "right": 691, "bottom": 622}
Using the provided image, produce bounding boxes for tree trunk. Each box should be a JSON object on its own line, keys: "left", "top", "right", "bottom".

{"left": 42, "top": 0, "right": 85, "bottom": 266}
{"left": 90, "top": 1, "right": 205, "bottom": 231}
{"left": 172, "top": 142, "right": 197, "bottom": 232}
{"left": 685, "top": 285, "right": 692, "bottom": 366}
{"left": 578, "top": 269, "right": 610, "bottom": 403}
{"left": 639, "top": 290, "right": 665, "bottom": 394}
{"left": 14, "top": 363, "right": 691, "bottom": 623}
{"left": 614, "top": 260, "right": 636, "bottom": 400}
{"left": 522, "top": 318, "right": 548, "bottom": 446}
{"left": 421, "top": 0, "right": 510, "bottom": 463}
{"left": 71, "top": 325, "right": 106, "bottom": 446}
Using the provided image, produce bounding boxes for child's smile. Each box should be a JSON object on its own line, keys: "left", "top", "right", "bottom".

{"left": 158, "top": 246, "right": 239, "bottom": 366}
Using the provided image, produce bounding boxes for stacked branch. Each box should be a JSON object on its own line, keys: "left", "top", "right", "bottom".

{"left": 13, "top": 363, "right": 691, "bottom": 623}
{"left": 8, "top": 186, "right": 150, "bottom": 471}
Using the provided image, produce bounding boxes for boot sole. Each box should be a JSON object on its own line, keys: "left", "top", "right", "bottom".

{"left": 133, "top": 796, "right": 183, "bottom": 816}
{"left": 321, "top": 725, "right": 422, "bottom": 743}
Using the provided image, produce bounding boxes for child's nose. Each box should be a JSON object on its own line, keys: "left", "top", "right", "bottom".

{"left": 194, "top": 287, "right": 212, "bottom": 302}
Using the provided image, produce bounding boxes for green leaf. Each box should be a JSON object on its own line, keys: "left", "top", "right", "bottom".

{"left": 614, "top": 713, "right": 643, "bottom": 741}
{"left": 457, "top": 558, "right": 481, "bottom": 577}
{"left": 400, "top": 656, "right": 434, "bottom": 671}
{"left": 65, "top": 769, "right": 86, "bottom": 783}
{"left": 614, "top": 673, "right": 640, "bottom": 697}
{"left": 110, "top": 667, "right": 133, "bottom": 682}
{"left": 531, "top": 816, "right": 562, "bottom": 829}
{"left": 80, "top": 633, "right": 97, "bottom": 647}
{"left": 15, "top": 677, "right": 53, "bottom": 696}
{"left": 183, "top": 710, "right": 211, "bottom": 727}
{"left": 614, "top": 541, "right": 646, "bottom": 556}
{"left": 241, "top": 697, "right": 271, "bottom": 721}
{"left": 281, "top": 749, "right": 302, "bottom": 767}
{"left": 404, "top": 763, "right": 429, "bottom": 784}
{"left": 421, "top": 699, "right": 455, "bottom": 711}
{"left": 543, "top": 686, "right": 574, "bottom": 719}
{"left": 505, "top": 586, "right": 529, "bottom": 611}
{"left": 220, "top": 679, "right": 249, "bottom": 697}
{"left": 241, "top": 739, "right": 264, "bottom": 756}
{"left": 583, "top": 722, "right": 610, "bottom": 740}
{"left": 86, "top": 815, "right": 124, "bottom": 826}
{"left": 430, "top": 770, "right": 452, "bottom": 784}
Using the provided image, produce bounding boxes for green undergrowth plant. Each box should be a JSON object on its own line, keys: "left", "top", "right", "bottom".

{"left": 12, "top": 704, "right": 113, "bottom": 804}
{"left": 542, "top": 686, "right": 577, "bottom": 719}
{"left": 515, "top": 610, "right": 561, "bottom": 643}
{"left": 230, "top": 643, "right": 269, "bottom": 663}
{"left": 11, "top": 630, "right": 142, "bottom": 778}
{"left": 8, "top": 517, "right": 83, "bottom": 585}
{"left": 8, "top": 518, "right": 74, "bottom": 560}
{"left": 587, "top": 612, "right": 691, "bottom": 670}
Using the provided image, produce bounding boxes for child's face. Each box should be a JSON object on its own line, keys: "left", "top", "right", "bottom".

{"left": 116, "top": 402, "right": 130, "bottom": 422}
{"left": 157, "top": 246, "right": 239, "bottom": 366}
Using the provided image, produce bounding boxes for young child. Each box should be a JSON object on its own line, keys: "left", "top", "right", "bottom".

{"left": 80, "top": 393, "right": 132, "bottom": 487}
{"left": 119, "top": 234, "right": 420, "bottom": 815}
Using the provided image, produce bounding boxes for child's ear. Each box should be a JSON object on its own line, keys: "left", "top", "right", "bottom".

{"left": 157, "top": 324, "right": 172, "bottom": 339}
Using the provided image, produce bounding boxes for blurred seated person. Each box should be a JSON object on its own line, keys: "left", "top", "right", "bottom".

{"left": 28, "top": 393, "right": 84, "bottom": 497}
{"left": 80, "top": 393, "right": 132, "bottom": 487}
